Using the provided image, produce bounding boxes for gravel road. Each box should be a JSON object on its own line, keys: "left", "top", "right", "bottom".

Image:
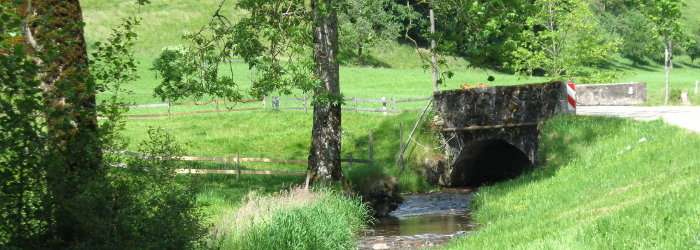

{"left": 577, "top": 106, "right": 700, "bottom": 133}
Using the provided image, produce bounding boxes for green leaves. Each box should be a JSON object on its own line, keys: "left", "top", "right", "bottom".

{"left": 151, "top": 0, "right": 319, "bottom": 103}
{"left": 338, "top": 0, "right": 401, "bottom": 64}
{"left": 510, "top": 0, "right": 623, "bottom": 83}
{"left": 430, "top": 0, "right": 535, "bottom": 69}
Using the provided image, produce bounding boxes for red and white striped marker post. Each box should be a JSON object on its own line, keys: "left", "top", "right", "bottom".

{"left": 566, "top": 82, "right": 576, "bottom": 112}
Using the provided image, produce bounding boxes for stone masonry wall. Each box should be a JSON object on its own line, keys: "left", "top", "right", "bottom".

{"left": 429, "top": 81, "right": 571, "bottom": 186}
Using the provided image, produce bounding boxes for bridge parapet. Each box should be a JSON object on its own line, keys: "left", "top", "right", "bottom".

{"left": 428, "top": 81, "right": 571, "bottom": 186}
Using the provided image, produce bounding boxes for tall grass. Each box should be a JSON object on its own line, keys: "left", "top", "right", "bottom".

{"left": 210, "top": 187, "right": 373, "bottom": 250}
{"left": 440, "top": 115, "right": 700, "bottom": 249}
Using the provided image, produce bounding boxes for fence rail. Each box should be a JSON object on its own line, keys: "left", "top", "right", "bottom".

{"left": 113, "top": 96, "right": 432, "bottom": 118}
{"left": 106, "top": 129, "right": 374, "bottom": 177}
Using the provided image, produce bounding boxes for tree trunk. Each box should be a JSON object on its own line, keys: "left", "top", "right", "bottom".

{"left": 664, "top": 37, "right": 671, "bottom": 105}
{"left": 308, "top": 0, "right": 342, "bottom": 182}
{"left": 25, "top": 0, "right": 102, "bottom": 245}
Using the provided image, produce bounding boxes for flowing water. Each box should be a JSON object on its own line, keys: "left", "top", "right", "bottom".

{"left": 358, "top": 188, "right": 480, "bottom": 249}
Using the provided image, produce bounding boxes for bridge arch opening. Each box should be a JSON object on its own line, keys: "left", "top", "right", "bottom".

{"left": 451, "top": 139, "right": 533, "bottom": 187}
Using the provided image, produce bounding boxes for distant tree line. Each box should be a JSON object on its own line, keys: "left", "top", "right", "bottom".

{"left": 340, "top": 0, "right": 698, "bottom": 78}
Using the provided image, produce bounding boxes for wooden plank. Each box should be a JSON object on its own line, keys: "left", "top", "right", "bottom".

{"left": 342, "top": 108, "right": 403, "bottom": 113}
{"left": 174, "top": 169, "right": 306, "bottom": 176}
{"left": 122, "top": 113, "right": 170, "bottom": 118}
{"left": 122, "top": 107, "right": 264, "bottom": 118}
{"left": 128, "top": 103, "right": 169, "bottom": 108}
{"left": 275, "top": 98, "right": 305, "bottom": 101}
{"left": 171, "top": 99, "right": 261, "bottom": 106}
{"left": 180, "top": 156, "right": 307, "bottom": 164}
{"left": 105, "top": 150, "right": 152, "bottom": 159}
{"left": 394, "top": 97, "right": 432, "bottom": 103}
{"left": 240, "top": 158, "right": 307, "bottom": 163}
{"left": 442, "top": 122, "right": 543, "bottom": 132}
{"left": 353, "top": 98, "right": 387, "bottom": 103}
{"left": 272, "top": 107, "right": 305, "bottom": 110}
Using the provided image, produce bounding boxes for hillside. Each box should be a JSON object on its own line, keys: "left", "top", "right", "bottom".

{"left": 682, "top": 0, "right": 700, "bottom": 32}
{"left": 82, "top": 0, "right": 245, "bottom": 55}
{"left": 80, "top": 0, "right": 699, "bottom": 107}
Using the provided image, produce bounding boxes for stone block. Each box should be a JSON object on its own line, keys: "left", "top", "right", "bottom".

{"left": 576, "top": 82, "right": 646, "bottom": 106}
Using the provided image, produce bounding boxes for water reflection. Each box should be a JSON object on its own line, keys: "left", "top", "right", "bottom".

{"left": 358, "top": 189, "right": 479, "bottom": 249}
{"left": 368, "top": 213, "right": 476, "bottom": 236}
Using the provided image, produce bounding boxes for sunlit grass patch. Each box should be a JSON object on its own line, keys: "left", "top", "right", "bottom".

{"left": 441, "top": 115, "right": 700, "bottom": 249}
{"left": 210, "top": 187, "right": 373, "bottom": 250}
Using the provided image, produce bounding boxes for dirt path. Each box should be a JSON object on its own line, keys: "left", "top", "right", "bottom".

{"left": 577, "top": 106, "right": 700, "bottom": 133}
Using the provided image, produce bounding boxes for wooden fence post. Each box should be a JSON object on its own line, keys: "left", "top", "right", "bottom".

{"left": 347, "top": 152, "right": 353, "bottom": 169}
{"left": 382, "top": 97, "right": 387, "bottom": 115}
{"left": 354, "top": 96, "right": 358, "bottom": 113}
{"left": 369, "top": 129, "right": 374, "bottom": 165}
{"left": 167, "top": 100, "right": 171, "bottom": 118}
{"left": 272, "top": 96, "right": 279, "bottom": 109}
{"left": 215, "top": 97, "right": 220, "bottom": 116}
{"left": 399, "top": 122, "right": 404, "bottom": 170}
{"left": 392, "top": 97, "right": 396, "bottom": 113}
{"left": 236, "top": 152, "right": 241, "bottom": 181}
{"left": 303, "top": 94, "right": 308, "bottom": 114}
{"left": 304, "top": 170, "right": 311, "bottom": 190}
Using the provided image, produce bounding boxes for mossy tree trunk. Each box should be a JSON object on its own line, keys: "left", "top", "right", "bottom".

{"left": 24, "top": 0, "right": 102, "bottom": 246}
{"left": 308, "top": 0, "right": 343, "bottom": 182}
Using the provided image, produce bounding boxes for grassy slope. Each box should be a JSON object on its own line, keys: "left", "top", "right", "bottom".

{"left": 81, "top": 0, "right": 244, "bottom": 55}
{"left": 442, "top": 115, "right": 700, "bottom": 249}
{"left": 682, "top": 0, "right": 700, "bottom": 33}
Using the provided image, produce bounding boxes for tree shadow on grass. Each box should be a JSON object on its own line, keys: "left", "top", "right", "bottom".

{"left": 340, "top": 50, "right": 392, "bottom": 68}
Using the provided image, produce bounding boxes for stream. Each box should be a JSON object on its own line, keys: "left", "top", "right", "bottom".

{"left": 358, "top": 188, "right": 480, "bottom": 249}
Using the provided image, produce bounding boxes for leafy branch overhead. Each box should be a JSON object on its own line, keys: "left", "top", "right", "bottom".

{"left": 151, "top": 0, "right": 320, "bottom": 103}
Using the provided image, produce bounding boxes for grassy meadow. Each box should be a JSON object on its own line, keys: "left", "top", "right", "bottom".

{"left": 441, "top": 115, "right": 700, "bottom": 249}
{"left": 78, "top": 0, "right": 700, "bottom": 248}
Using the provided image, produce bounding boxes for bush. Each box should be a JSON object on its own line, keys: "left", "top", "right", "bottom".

{"left": 97, "top": 127, "right": 210, "bottom": 250}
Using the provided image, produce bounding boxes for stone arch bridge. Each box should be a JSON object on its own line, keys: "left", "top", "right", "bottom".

{"left": 426, "top": 81, "right": 572, "bottom": 187}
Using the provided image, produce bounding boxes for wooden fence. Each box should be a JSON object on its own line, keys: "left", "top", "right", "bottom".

{"left": 107, "top": 129, "right": 375, "bottom": 179}
{"left": 122, "top": 99, "right": 263, "bottom": 118}
{"left": 118, "top": 96, "right": 432, "bottom": 118}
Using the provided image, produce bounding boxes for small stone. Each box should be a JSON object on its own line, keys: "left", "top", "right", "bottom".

{"left": 435, "top": 120, "right": 445, "bottom": 126}
{"left": 411, "top": 242, "right": 424, "bottom": 247}
{"left": 372, "top": 243, "right": 390, "bottom": 249}
{"left": 374, "top": 238, "right": 385, "bottom": 242}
